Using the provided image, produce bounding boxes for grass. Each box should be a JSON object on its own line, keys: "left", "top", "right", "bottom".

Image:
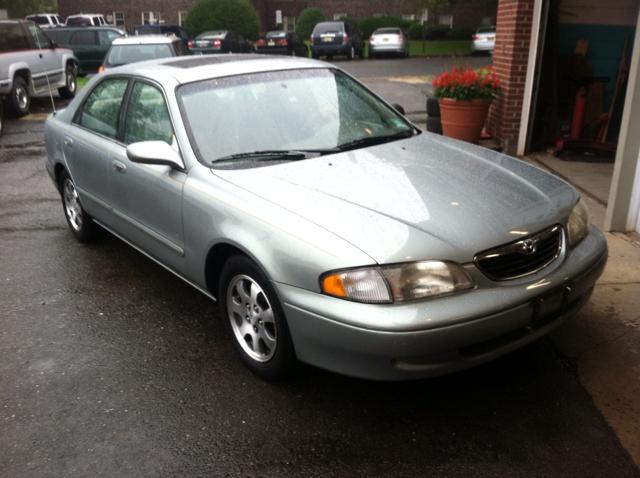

{"left": 303, "top": 40, "right": 472, "bottom": 58}
{"left": 408, "top": 40, "right": 472, "bottom": 57}
{"left": 77, "top": 76, "right": 90, "bottom": 87}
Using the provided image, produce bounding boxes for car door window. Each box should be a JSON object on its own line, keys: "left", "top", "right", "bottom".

{"left": 26, "top": 23, "right": 53, "bottom": 49}
{"left": 174, "top": 40, "right": 190, "bottom": 56}
{"left": 77, "top": 78, "right": 129, "bottom": 138}
{"left": 70, "top": 30, "right": 98, "bottom": 45}
{"left": 124, "top": 82, "right": 174, "bottom": 145}
{"left": 97, "top": 30, "right": 118, "bottom": 45}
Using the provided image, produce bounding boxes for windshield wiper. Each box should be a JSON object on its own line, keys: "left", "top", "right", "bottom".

{"left": 337, "top": 130, "right": 414, "bottom": 152}
{"left": 213, "top": 149, "right": 339, "bottom": 163}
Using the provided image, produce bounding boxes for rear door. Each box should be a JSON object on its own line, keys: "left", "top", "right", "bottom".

{"left": 69, "top": 30, "right": 99, "bottom": 71}
{"left": 24, "top": 22, "right": 63, "bottom": 90}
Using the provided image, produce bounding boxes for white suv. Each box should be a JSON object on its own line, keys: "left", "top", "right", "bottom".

{"left": 65, "top": 14, "right": 108, "bottom": 27}
{"left": 25, "top": 13, "right": 66, "bottom": 29}
{"left": 0, "top": 20, "right": 78, "bottom": 116}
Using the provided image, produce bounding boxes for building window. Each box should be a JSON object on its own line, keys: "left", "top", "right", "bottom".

{"left": 481, "top": 16, "right": 494, "bottom": 26}
{"left": 283, "top": 16, "right": 295, "bottom": 31}
{"left": 142, "top": 12, "right": 161, "bottom": 25}
{"left": 179, "top": 11, "right": 188, "bottom": 27}
{"left": 333, "top": 13, "right": 346, "bottom": 20}
{"left": 439, "top": 14, "right": 453, "bottom": 27}
{"left": 402, "top": 14, "right": 415, "bottom": 21}
{"left": 113, "top": 11, "right": 125, "bottom": 28}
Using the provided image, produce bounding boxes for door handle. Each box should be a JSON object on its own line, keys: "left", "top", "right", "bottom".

{"left": 64, "top": 137, "right": 73, "bottom": 147}
{"left": 112, "top": 160, "right": 126, "bottom": 174}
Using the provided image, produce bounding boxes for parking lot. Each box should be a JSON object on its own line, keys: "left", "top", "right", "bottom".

{"left": 1, "top": 56, "right": 639, "bottom": 477}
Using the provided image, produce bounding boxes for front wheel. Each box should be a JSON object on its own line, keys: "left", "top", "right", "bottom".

{"left": 58, "top": 65, "right": 77, "bottom": 99}
{"left": 59, "top": 170, "right": 104, "bottom": 242}
{"left": 219, "top": 255, "right": 297, "bottom": 380}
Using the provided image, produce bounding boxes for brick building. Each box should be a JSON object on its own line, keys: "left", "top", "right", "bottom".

{"left": 56, "top": 0, "right": 496, "bottom": 34}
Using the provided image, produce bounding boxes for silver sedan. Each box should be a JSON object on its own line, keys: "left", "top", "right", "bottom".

{"left": 44, "top": 55, "right": 607, "bottom": 381}
{"left": 368, "top": 28, "right": 409, "bottom": 59}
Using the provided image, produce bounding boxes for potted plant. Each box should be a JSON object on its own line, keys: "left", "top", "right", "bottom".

{"left": 432, "top": 65, "right": 500, "bottom": 144}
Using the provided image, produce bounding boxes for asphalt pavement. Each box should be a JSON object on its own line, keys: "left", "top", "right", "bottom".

{"left": 1, "top": 59, "right": 639, "bottom": 477}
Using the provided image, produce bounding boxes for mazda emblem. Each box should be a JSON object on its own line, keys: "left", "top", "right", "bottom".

{"left": 522, "top": 239, "right": 537, "bottom": 255}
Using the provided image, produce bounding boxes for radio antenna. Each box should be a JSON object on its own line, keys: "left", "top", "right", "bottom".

{"left": 33, "top": 23, "right": 57, "bottom": 115}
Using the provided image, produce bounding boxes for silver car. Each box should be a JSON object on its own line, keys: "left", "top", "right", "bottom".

{"left": 472, "top": 26, "right": 496, "bottom": 54}
{"left": 44, "top": 55, "right": 607, "bottom": 381}
{"left": 368, "top": 27, "right": 409, "bottom": 59}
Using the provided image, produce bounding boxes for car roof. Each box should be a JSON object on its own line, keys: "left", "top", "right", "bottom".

{"left": 112, "top": 34, "right": 178, "bottom": 45}
{"left": 99, "top": 54, "right": 328, "bottom": 86}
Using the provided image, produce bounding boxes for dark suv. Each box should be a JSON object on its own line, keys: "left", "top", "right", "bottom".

{"left": 45, "top": 27, "right": 126, "bottom": 75}
{"left": 310, "top": 21, "right": 364, "bottom": 60}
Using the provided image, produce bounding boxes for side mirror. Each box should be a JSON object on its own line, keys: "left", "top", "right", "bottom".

{"left": 127, "top": 141, "right": 185, "bottom": 170}
{"left": 391, "top": 103, "right": 405, "bottom": 116}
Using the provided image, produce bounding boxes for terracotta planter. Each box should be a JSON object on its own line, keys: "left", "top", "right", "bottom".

{"left": 438, "top": 98, "right": 492, "bottom": 144}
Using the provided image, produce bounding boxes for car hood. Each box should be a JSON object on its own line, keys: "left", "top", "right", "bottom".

{"left": 212, "top": 133, "right": 578, "bottom": 264}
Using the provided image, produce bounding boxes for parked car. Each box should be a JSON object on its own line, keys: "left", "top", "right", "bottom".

{"left": 65, "top": 14, "right": 109, "bottom": 28}
{"left": 100, "top": 34, "right": 191, "bottom": 71}
{"left": 45, "top": 27, "right": 126, "bottom": 75}
{"left": 44, "top": 54, "right": 607, "bottom": 381}
{"left": 25, "top": 13, "right": 65, "bottom": 29}
{"left": 472, "top": 26, "right": 496, "bottom": 54}
{"left": 310, "top": 21, "right": 365, "bottom": 60}
{"left": 0, "top": 20, "right": 77, "bottom": 116}
{"left": 368, "top": 27, "right": 409, "bottom": 59}
{"left": 256, "top": 30, "right": 308, "bottom": 57}
{"left": 188, "top": 30, "right": 255, "bottom": 54}
{"left": 135, "top": 24, "right": 191, "bottom": 46}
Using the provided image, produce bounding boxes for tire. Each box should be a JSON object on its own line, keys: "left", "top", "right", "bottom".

{"left": 426, "top": 116, "right": 443, "bottom": 135}
{"left": 358, "top": 46, "right": 365, "bottom": 59}
{"left": 426, "top": 97, "right": 441, "bottom": 117}
{"left": 58, "top": 65, "right": 77, "bottom": 99}
{"left": 59, "top": 170, "right": 104, "bottom": 242}
{"left": 347, "top": 46, "right": 354, "bottom": 61}
{"left": 10, "top": 76, "right": 30, "bottom": 117}
{"left": 219, "top": 255, "right": 297, "bottom": 380}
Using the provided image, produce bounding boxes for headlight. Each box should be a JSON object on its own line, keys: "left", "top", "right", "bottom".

{"left": 321, "top": 261, "right": 475, "bottom": 304}
{"left": 567, "top": 198, "right": 590, "bottom": 247}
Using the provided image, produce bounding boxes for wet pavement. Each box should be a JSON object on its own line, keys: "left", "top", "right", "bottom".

{"left": 1, "top": 80, "right": 639, "bottom": 477}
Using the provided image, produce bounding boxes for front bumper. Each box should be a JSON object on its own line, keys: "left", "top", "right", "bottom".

{"left": 277, "top": 226, "right": 607, "bottom": 380}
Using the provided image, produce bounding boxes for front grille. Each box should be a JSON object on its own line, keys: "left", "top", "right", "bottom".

{"left": 474, "top": 225, "right": 563, "bottom": 281}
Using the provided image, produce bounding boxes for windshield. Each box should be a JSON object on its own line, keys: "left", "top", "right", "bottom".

{"left": 266, "top": 31, "right": 286, "bottom": 38}
{"left": 477, "top": 26, "right": 495, "bottom": 33}
{"left": 178, "top": 68, "right": 414, "bottom": 165}
{"left": 105, "top": 44, "right": 173, "bottom": 66}
{"left": 374, "top": 28, "right": 402, "bottom": 35}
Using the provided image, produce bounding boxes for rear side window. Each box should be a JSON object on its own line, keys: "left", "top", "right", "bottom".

{"left": 0, "top": 24, "right": 30, "bottom": 52}
{"left": 78, "top": 78, "right": 129, "bottom": 139}
{"left": 46, "top": 30, "right": 67, "bottom": 44}
{"left": 98, "top": 30, "right": 121, "bottom": 45}
{"left": 313, "top": 22, "right": 344, "bottom": 35}
{"left": 70, "top": 30, "right": 98, "bottom": 46}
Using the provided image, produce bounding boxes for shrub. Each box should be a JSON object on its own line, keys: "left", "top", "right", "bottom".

{"left": 407, "top": 23, "right": 425, "bottom": 40}
{"left": 424, "top": 24, "right": 451, "bottom": 40}
{"left": 359, "top": 15, "right": 409, "bottom": 38}
{"left": 295, "top": 8, "right": 327, "bottom": 39}
{"left": 185, "top": 0, "right": 260, "bottom": 41}
{"left": 450, "top": 27, "right": 475, "bottom": 40}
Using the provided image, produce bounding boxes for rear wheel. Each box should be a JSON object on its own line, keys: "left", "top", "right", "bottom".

{"left": 59, "top": 170, "right": 104, "bottom": 242}
{"left": 219, "top": 255, "right": 297, "bottom": 380}
{"left": 58, "top": 65, "right": 77, "bottom": 99}
{"left": 10, "top": 76, "right": 30, "bottom": 117}
{"left": 347, "top": 46, "right": 355, "bottom": 60}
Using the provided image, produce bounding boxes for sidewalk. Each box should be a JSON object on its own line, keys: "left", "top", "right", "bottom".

{"left": 361, "top": 76, "right": 640, "bottom": 467}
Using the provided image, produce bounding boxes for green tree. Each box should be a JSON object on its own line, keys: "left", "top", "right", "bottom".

{"left": 185, "top": 0, "right": 260, "bottom": 41}
{"left": 0, "top": 0, "right": 57, "bottom": 18}
{"left": 294, "top": 8, "right": 327, "bottom": 39}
